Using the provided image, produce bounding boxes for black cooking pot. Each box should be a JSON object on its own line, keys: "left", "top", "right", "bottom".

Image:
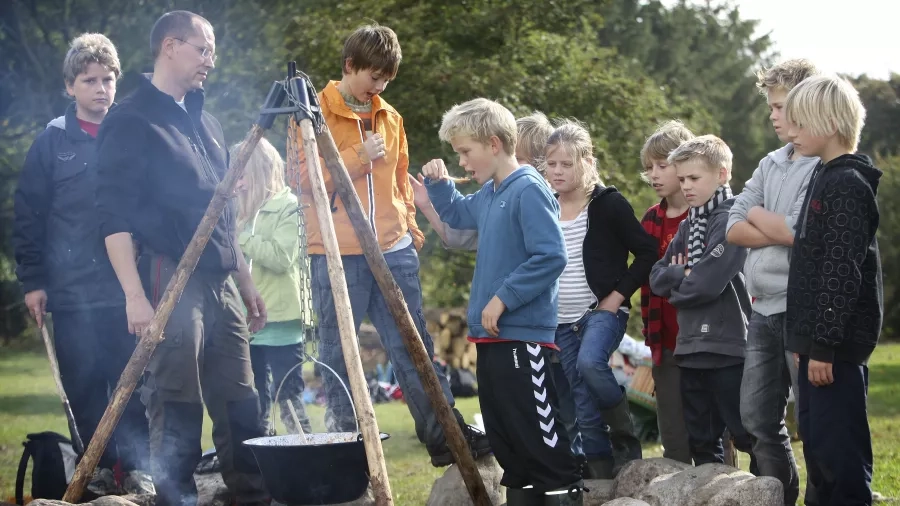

{"left": 244, "top": 432, "right": 390, "bottom": 505}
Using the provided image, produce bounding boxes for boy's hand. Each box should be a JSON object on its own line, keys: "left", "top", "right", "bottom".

{"left": 422, "top": 159, "right": 450, "bottom": 182}
{"left": 408, "top": 173, "right": 431, "bottom": 209}
{"left": 24, "top": 289, "right": 48, "bottom": 328}
{"left": 482, "top": 296, "right": 506, "bottom": 337}
{"left": 670, "top": 253, "right": 691, "bottom": 276}
{"left": 808, "top": 359, "right": 834, "bottom": 387}
{"left": 363, "top": 133, "right": 386, "bottom": 162}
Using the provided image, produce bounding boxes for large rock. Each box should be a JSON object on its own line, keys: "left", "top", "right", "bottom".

{"left": 706, "top": 476, "right": 783, "bottom": 506}
{"left": 88, "top": 497, "right": 140, "bottom": 506}
{"left": 25, "top": 501, "right": 72, "bottom": 506}
{"left": 426, "top": 455, "right": 505, "bottom": 506}
{"left": 118, "top": 496, "right": 154, "bottom": 506}
{"left": 195, "top": 473, "right": 231, "bottom": 506}
{"left": 613, "top": 458, "right": 692, "bottom": 499}
{"left": 635, "top": 464, "right": 753, "bottom": 506}
{"left": 602, "top": 499, "right": 652, "bottom": 506}
{"left": 584, "top": 480, "right": 615, "bottom": 506}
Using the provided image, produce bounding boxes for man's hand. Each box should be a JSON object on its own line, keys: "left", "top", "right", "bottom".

{"left": 808, "top": 359, "right": 834, "bottom": 387}
{"left": 482, "top": 296, "right": 506, "bottom": 337}
{"left": 363, "top": 133, "right": 386, "bottom": 162}
{"left": 126, "top": 293, "right": 155, "bottom": 337}
{"left": 24, "top": 289, "right": 47, "bottom": 328}
{"left": 238, "top": 278, "right": 268, "bottom": 333}
{"left": 408, "top": 173, "right": 431, "bottom": 210}
{"left": 421, "top": 159, "right": 450, "bottom": 182}
{"left": 597, "top": 290, "right": 625, "bottom": 313}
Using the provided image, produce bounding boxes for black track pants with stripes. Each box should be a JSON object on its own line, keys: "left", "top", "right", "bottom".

{"left": 476, "top": 341, "right": 581, "bottom": 492}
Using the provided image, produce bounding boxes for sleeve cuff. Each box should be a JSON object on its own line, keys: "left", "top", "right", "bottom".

{"left": 21, "top": 278, "right": 46, "bottom": 295}
{"left": 100, "top": 217, "right": 131, "bottom": 239}
{"left": 809, "top": 341, "right": 836, "bottom": 363}
{"left": 496, "top": 284, "right": 524, "bottom": 312}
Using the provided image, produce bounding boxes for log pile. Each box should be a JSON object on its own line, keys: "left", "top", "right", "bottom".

{"left": 423, "top": 308, "right": 477, "bottom": 371}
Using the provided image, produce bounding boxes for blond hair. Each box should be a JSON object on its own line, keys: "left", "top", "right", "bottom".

{"left": 785, "top": 74, "right": 866, "bottom": 152}
{"left": 640, "top": 120, "right": 695, "bottom": 181}
{"left": 756, "top": 59, "right": 819, "bottom": 95}
{"left": 342, "top": 24, "right": 402, "bottom": 79}
{"left": 63, "top": 33, "right": 121, "bottom": 85}
{"left": 232, "top": 137, "right": 287, "bottom": 231}
{"left": 439, "top": 98, "right": 517, "bottom": 155}
{"left": 545, "top": 119, "right": 601, "bottom": 197}
{"left": 516, "top": 112, "right": 553, "bottom": 167}
{"left": 667, "top": 135, "right": 734, "bottom": 182}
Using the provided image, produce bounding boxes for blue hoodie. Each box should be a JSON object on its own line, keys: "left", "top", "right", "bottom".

{"left": 426, "top": 166, "right": 567, "bottom": 344}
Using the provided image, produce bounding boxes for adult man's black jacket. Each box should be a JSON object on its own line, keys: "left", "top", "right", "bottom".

{"left": 95, "top": 74, "right": 239, "bottom": 275}
{"left": 13, "top": 102, "right": 124, "bottom": 311}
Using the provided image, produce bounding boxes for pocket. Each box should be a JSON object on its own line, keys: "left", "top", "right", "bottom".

{"left": 745, "top": 246, "right": 790, "bottom": 297}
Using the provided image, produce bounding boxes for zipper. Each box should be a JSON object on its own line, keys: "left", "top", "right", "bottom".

{"left": 183, "top": 107, "right": 238, "bottom": 270}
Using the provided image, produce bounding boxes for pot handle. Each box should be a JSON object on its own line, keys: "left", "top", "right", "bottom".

{"left": 275, "top": 354, "right": 359, "bottom": 434}
{"left": 357, "top": 432, "right": 391, "bottom": 442}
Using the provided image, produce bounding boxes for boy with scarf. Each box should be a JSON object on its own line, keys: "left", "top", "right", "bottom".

{"left": 649, "top": 135, "right": 756, "bottom": 469}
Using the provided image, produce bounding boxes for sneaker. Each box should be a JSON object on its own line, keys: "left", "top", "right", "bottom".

{"left": 429, "top": 424, "right": 493, "bottom": 467}
{"left": 87, "top": 468, "right": 118, "bottom": 496}
{"left": 122, "top": 470, "right": 156, "bottom": 496}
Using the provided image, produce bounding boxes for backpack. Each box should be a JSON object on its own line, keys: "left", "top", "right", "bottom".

{"left": 449, "top": 367, "right": 478, "bottom": 398}
{"left": 15, "top": 432, "right": 78, "bottom": 505}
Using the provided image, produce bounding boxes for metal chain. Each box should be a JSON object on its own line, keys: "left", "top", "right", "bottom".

{"left": 287, "top": 120, "right": 318, "bottom": 360}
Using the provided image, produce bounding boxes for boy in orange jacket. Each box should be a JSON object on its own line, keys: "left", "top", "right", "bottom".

{"left": 289, "top": 24, "right": 490, "bottom": 467}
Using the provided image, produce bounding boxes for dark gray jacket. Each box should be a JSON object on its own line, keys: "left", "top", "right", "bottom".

{"left": 13, "top": 102, "right": 124, "bottom": 311}
{"left": 649, "top": 200, "right": 751, "bottom": 363}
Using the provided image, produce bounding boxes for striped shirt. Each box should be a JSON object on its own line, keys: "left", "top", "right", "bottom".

{"left": 557, "top": 209, "right": 596, "bottom": 323}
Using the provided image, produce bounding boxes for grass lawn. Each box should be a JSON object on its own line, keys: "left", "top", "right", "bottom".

{"left": 1, "top": 344, "right": 898, "bottom": 503}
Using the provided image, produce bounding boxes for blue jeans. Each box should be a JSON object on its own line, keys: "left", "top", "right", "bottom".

{"left": 739, "top": 312, "right": 800, "bottom": 505}
{"left": 310, "top": 244, "right": 456, "bottom": 449}
{"left": 555, "top": 309, "right": 628, "bottom": 459}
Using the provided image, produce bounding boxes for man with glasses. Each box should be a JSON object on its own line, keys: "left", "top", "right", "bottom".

{"left": 95, "top": 10, "right": 269, "bottom": 506}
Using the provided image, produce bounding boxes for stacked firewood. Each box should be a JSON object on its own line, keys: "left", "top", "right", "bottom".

{"left": 423, "top": 308, "right": 477, "bottom": 371}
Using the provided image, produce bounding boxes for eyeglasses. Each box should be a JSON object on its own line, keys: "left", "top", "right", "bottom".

{"left": 175, "top": 38, "right": 217, "bottom": 63}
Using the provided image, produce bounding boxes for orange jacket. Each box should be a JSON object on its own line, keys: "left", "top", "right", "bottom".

{"left": 288, "top": 81, "right": 424, "bottom": 255}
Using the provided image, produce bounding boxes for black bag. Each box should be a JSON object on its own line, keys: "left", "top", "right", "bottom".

{"left": 15, "top": 432, "right": 78, "bottom": 505}
{"left": 449, "top": 367, "right": 478, "bottom": 398}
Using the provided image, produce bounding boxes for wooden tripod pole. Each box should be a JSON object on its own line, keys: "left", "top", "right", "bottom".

{"left": 297, "top": 119, "right": 393, "bottom": 505}
{"left": 63, "top": 125, "right": 267, "bottom": 503}
{"left": 303, "top": 127, "right": 492, "bottom": 506}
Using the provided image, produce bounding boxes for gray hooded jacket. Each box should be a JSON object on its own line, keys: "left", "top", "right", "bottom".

{"left": 650, "top": 200, "right": 751, "bottom": 365}
{"left": 726, "top": 144, "right": 819, "bottom": 316}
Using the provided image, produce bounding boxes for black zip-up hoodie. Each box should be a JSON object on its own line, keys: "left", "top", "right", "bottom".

{"left": 95, "top": 74, "right": 238, "bottom": 274}
{"left": 13, "top": 102, "right": 124, "bottom": 310}
{"left": 582, "top": 184, "right": 658, "bottom": 307}
{"left": 786, "top": 154, "right": 883, "bottom": 365}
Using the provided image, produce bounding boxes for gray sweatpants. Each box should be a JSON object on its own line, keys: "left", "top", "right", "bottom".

{"left": 139, "top": 254, "right": 267, "bottom": 506}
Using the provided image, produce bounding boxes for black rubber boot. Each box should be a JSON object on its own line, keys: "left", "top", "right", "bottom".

{"left": 602, "top": 388, "right": 643, "bottom": 475}
{"left": 506, "top": 485, "right": 544, "bottom": 506}
{"left": 542, "top": 481, "right": 584, "bottom": 506}
{"left": 584, "top": 457, "right": 615, "bottom": 480}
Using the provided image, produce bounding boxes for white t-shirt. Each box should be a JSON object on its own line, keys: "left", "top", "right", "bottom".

{"left": 557, "top": 209, "right": 597, "bottom": 323}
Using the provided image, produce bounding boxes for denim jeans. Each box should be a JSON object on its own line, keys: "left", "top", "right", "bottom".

{"left": 250, "top": 343, "right": 312, "bottom": 435}
{"left": 555, "top": 309, "right": 628, "bottom": 459}
{"left": 52, "top": 305, "right": 150, "bottom": 472}
{"left": 739, "top": 312, "right": 800, "bottom": 505}
{"left": 681, "top": 364, "right": 755, "bottom": 470}
{"left": 310, "top": 244, "right": 456, "bottom": 449}
{"left": 799, "top": 356, "right": 873, "bottom": 506}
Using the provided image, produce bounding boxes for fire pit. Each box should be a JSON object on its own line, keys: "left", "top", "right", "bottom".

{"left": 244, "top": 431, "right": 390, "bottom": 505}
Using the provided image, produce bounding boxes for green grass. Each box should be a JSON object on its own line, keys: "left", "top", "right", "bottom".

{"left": 2, "top": 345, "right": 899, "bottom": 503}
